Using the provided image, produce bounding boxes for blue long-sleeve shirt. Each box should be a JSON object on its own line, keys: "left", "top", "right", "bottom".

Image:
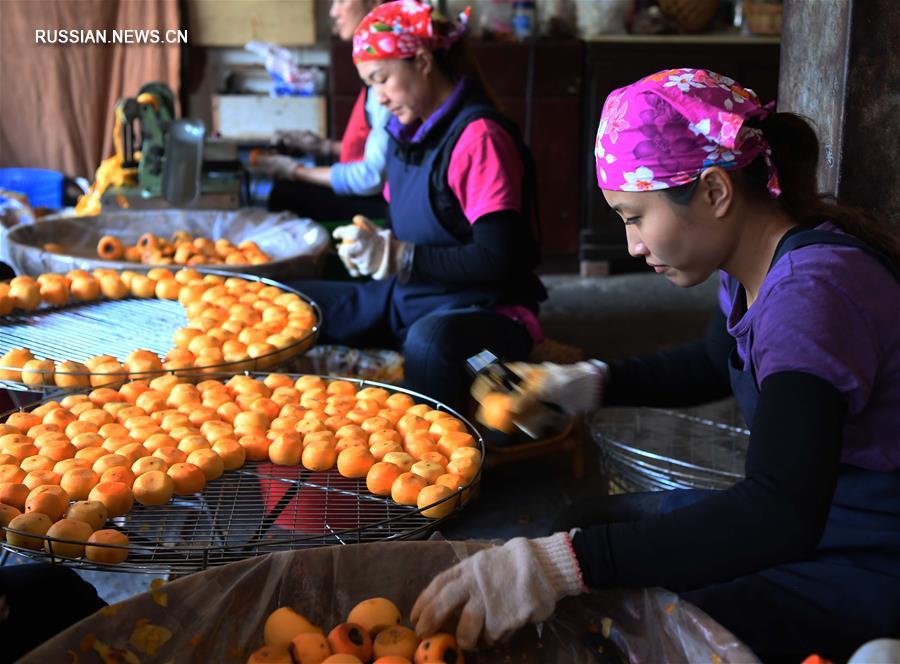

{"left": 330, "top": 87, "right": 390, "bottom": 197}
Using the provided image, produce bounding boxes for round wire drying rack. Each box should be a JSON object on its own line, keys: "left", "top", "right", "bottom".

{"left": 0, "top": 374, "right": 484, "bottom": 574}
{"left": 0, "top": 269, "right": 321, "bottom": 395}
{"left": 591, "top": 402, "right": 748, "bottom": 493}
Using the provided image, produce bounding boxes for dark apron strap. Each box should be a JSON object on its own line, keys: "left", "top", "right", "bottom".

{"left": 773, "top": 228, "right": 900, "bottom": 283}
{"left": 727, "top": 227, "right": 899, "bottom": 425}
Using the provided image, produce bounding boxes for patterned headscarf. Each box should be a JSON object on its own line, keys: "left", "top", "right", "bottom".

{"left": 595, "top": 68, "right": 781, "bottom": 196}
{"left": 353, "top": 0, "right": 470, "bottom": 64}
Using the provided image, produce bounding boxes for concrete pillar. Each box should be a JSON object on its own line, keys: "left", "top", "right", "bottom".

{"left": 778, "top": 0, "right": 899, "bottom": 223}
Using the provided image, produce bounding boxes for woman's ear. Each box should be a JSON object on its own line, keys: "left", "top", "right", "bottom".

{"left": 699, "top": 167, "right": 734, "bottom": 219}
{"left": 414, "top": 47, "right": 434, "bottom": 76}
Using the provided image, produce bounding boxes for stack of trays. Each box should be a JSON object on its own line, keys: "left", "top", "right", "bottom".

{"left": 591, "top": 404, "right": 748, "bottom": 493}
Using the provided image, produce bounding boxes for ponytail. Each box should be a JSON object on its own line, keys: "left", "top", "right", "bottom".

{"left": 663, "top": 112, "right": 900, "bottom": 269}
{"left": 748, "top": 112, "right": 900, "bottom": 268}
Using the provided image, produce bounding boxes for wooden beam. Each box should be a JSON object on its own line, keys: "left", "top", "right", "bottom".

{"left": 779, "top": 0, "right": 900, "bottom": 222}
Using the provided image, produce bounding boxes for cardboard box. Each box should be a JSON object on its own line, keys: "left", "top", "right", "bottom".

{"left": 212, "top": 95, "right": 327, "bottom": 140}
{"left": 188, "top": 0, "right": 316, "bottom": 46}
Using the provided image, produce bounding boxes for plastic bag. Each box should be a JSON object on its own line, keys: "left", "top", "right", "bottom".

{"left": 479, "top": 0, "right": 515, "bottom": 39}
{"left": 244, "top": 41, "right": 326, "bottom": 97}
{"left": 0, "top": 190, "right": 35, "bottom": 266}
{"left": 22, "top": 539, "right": 758, "bottom": 663}
{"left": 537, "top": 0, "right": 577, "bottom": 38}
{"left": 576, "top": 0, "right": 631, "bottom": 37}
{"left": 4, "top": 208, "right": 331, "bottom": 280}
{"left": 288, "top": 344, "right": 405, "bottom": 385}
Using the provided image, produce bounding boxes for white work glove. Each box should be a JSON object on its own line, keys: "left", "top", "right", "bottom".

{"left": 252, "top": 153, "right": 299, "bottom": 180}
{"left": 472, "top": 360, "right": 608, "bottom": 437}
{"left": 510, "top": 360, "right": 609, "bottom": 415}
{"left": 411, "top": 533, "right": 586, "bottom": 650}
{"left": 272, "top": 129, "right": 336, "bottom": 157}
{"left": 332, "top": 215, "right": 413, "bottom": 281}
{"left": 848, "top": 639, "right": 900, "bottom": 664}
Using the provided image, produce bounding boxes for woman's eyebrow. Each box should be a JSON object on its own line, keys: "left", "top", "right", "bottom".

{"left": 610, "top": 203, "right": 636, "bottom": 213}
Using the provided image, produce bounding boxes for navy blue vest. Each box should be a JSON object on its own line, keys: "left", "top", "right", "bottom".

{"left": 663, "top": 231, "right": 900, "bottom": 631}
{"left": 705, "top": 229, "right": 900, "bottom": 620}
{"left": 726, "top": 228, "right": 900, "bottom": 425}
{"left": 382, "top": 90, "right": 545, "bottom": 336}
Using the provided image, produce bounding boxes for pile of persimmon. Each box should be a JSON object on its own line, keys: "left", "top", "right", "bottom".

{"left": 96, "top": 231, "right": 272, "bottom": 266}
{"left": 251, "top": 597, "right": 464, "bottom": 664}
{"left": 0, "top": 373, "right": 480, "bottom": 563}
{"left": 0, "top": 268, "right": 316, "bottom": 388}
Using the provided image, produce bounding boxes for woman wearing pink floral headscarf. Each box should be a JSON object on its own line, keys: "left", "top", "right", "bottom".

{"left": 412, "top": 68, "right": 900, "bottom": 661}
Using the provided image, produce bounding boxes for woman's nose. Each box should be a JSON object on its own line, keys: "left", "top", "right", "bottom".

{"left": 625, "top": 226, "right": 648, "bottom": 257}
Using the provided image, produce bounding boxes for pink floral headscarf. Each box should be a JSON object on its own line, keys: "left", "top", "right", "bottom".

{"left": 353, "top": 0, "right": 470, "bottom": 64}
{"left": 595, "top": 68, "right": 781, "bottom": 196}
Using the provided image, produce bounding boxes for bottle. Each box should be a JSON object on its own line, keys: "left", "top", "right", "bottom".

{"left": 512, "top": 0, "right": 536, "bottom": 41}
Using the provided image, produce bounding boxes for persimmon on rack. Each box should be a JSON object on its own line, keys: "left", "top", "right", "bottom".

{"left": 97, "top": 232, "right": 271, "bottom": 266}
{"left": 0, "top": 269, "right": 316, "bottom": 389}
{"left": 0, "top": 374, "right": 481, "bottom": 564}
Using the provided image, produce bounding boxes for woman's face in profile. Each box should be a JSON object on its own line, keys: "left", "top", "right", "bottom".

{"left": 357, "top": 55, "right": 432, "bottom": 126}
{"left": 331, "top": 0, "right": 374, "bottom": 42}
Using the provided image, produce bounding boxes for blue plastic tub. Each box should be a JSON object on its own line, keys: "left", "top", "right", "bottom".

{"left": 0, "top": 168, "right": 64, "bottom": 208}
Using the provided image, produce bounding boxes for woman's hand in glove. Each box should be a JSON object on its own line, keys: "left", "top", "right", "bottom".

{"left": 251, "top": 153, "right": 300, "bottom": 180}
{"left": 508, "top": 360, "right": 609, "bottom": 415}
{"left": 411, "top": 533, "right": 586, "bottom": 650}
{"left": 271, "top": 129, "right": 336, "bottom": 157}
{"left": 471, "top": 360, "right": 608, "bottom": 433}
{"left": 332, "top": 215, "right": 413, "bottom": 281}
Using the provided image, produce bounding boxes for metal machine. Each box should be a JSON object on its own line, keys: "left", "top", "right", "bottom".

{"left": 100, "top": 82, "right": 242, "bottom": 210}
{"left": 115, "top": 82, "right": 176, "bottom": 197}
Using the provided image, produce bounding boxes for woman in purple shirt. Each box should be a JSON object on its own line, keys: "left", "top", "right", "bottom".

{"left": 411, "top": 69, "right": 900, "bottom": 661}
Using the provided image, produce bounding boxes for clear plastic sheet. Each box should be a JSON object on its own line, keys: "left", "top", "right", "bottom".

{"left": 0, "top": 190, "right": 36, "bottom": 266}
{"left": 23, "top": 539, "right": 758, "bottom": 663}
{"left": 288, "top": 344, "right": 405, "bottom": 385}
{"left": 4, "top": 208, "right": 330, "bottom": 279}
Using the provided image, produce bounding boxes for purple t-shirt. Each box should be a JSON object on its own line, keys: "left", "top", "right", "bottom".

{"left": 719, "top": 223, "right": 900, "bottom": 471}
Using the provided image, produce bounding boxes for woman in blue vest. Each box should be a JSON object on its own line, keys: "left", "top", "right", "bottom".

{"left": 294, "top": 0, "right": 545, "bottom": 411}
{"left": 411, "top": 69, "right": 900, "bottom": 661}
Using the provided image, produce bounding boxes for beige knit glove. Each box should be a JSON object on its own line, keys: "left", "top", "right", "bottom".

{"left": 411, "top": 533, "right": 586, "bottom": 650}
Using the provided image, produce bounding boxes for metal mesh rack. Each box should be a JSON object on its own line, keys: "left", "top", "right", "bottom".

{"left": 1, "top": 374, "right": 483, "bottom": 574}
{"left": 0, "top": 298, "right": 182, "bottom": 368}
{"left": 591, "top": 402, "right": 748, "bottom": 493}
{"left": 0, "top": 270, "right": 320, "bottom": 393}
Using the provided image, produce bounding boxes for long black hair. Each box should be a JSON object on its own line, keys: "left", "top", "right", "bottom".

{"left": 664, "top": 112, "right": 900, "bottom": 268}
